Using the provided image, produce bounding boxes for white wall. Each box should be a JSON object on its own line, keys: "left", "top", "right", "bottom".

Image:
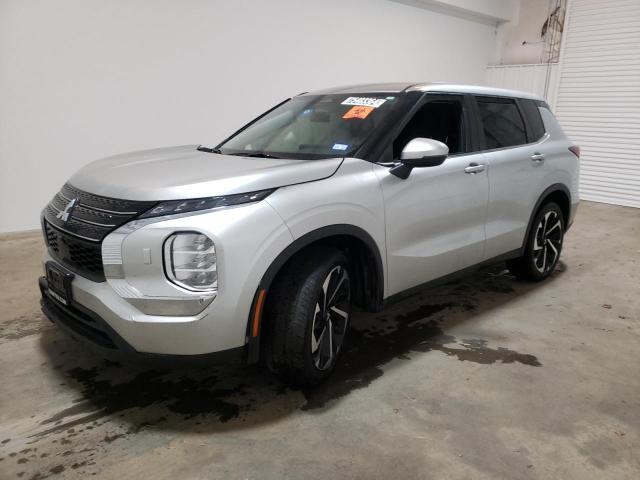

{"left": 392, "top": 0, "right": 519, "bottom": 23}
{"left": 0, "top": 0, "right": 498, "bottom": 232}
{"left": 485, "top": 63, "right": 560, "bottom": 109}
{"left": 495, "top": 0, "right": 566, "bottom": 65}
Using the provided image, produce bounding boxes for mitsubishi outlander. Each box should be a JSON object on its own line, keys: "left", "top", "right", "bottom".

{"left": 39, "top": 83, "right": 580, "bottom": 386}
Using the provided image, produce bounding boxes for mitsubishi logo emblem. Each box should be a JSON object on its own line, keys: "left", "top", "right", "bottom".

{"left": 56, "top": 198, "right": 79, "bottom": 224}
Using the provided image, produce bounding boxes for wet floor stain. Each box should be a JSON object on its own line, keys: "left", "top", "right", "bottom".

{"left": 0, "top": 313, "right": 52, "bottom": 343}
{"left": 36, "top": 368, "right": 245, "bottom": 437}
{"left": 435, "top": 338, "right": 541, "bottom": 366}
{"left": 301, "top": 310, "right": 541, "bottom": 410}
{"left": 1, "top": 265, "right": 548, "bottom": 478}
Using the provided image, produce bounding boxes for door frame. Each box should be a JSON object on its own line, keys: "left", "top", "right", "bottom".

{"left": 370, "top": 92, "right": 483, "bottom": 164}
{"left": 467, "top": 94, "right": 542, "bottom": 152}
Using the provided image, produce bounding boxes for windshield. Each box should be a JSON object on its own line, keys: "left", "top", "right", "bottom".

{"left": 217, "top": 93, "right": 400, "bottom": 159}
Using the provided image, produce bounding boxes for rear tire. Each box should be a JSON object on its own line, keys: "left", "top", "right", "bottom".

{"left": 507, "top": 202, "right": 565, "bottom": 281}
{"left": 265, "top": 246, "right": 352, "bottom": 387}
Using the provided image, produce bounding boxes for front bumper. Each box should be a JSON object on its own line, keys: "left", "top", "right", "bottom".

{"left": 39, "top": 194, "right": 295, "bottom": 360}
{"left": 39, "top": 277, "right": 244, "bottom": 365}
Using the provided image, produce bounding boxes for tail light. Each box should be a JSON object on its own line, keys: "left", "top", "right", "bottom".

{"left": 569, "top": 145, "right": 581, "bottom": 158}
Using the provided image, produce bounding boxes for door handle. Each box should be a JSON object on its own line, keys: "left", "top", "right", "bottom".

{"left": 531, "top": 153, "right": 545, "bottom": 163}
{"left": 464, "top": 163, "right": 486, "bottom": 174}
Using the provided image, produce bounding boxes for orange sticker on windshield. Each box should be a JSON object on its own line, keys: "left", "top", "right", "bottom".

{"left": 343, "top": 105, "right": 374, "bottom": 119}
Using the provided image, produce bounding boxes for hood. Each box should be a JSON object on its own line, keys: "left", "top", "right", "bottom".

{"left": 68, "top": 145, "right": 344, "bottom": 201}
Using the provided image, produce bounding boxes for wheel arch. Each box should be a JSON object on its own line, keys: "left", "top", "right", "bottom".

{"left": 245, "top": 224, "right": 385, "bottom": 363}
{"left": 522, "top": 183, "right": 571, "bottom": 250}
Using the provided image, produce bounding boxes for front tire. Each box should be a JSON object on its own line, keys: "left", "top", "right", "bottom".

{"left": 507, "top": 202, "right": 565, "bottom": 281}
{"left": 265, "top": 246, "right": 352, "bottom": 387}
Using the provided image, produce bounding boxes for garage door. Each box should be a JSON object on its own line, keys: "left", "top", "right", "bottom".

{"left": 555, "top": 0, "right": 640, "bottom": 208}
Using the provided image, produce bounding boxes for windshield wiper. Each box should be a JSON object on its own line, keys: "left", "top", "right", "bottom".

{"left": 197, "top": 145, "right": 221, "bottom": 154}
{"left": 228, "top": 152, "right": 282, "bottom": 159}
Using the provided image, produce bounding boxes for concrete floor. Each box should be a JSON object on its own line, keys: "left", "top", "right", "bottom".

{"left": 0, "top": 201, "right": 638, "bottom": 479}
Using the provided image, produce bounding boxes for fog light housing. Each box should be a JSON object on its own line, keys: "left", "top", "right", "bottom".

{"left": 164, "top": 232, "right": 217, "bottom": 292}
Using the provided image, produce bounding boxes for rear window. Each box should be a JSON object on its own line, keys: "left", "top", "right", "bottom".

{"left": 476, "top": 97, "right": 527, "bottom": 149}
{"left": 520, "top": 99, "right": 546, "bottom": 142}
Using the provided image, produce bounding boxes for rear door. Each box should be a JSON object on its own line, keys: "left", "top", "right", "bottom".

{"left": 472, "top": 96, "right": 549, "bottom": 259}
{"left": 376, "top": 94, "right": 489, "bottom": 296}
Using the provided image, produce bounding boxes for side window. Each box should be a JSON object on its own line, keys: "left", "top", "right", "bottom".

{"left": 520, "top": 99, "right": 546, "bottom": 142}
{"left": 393, "top": 97, "right": 466, "bottom": 158}
{"left": 476, "top": 97, "right": 527, "bottom": 149}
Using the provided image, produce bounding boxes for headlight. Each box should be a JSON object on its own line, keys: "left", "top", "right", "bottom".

{"left": 140, "top": 189, "right": 275, "bottom": 219}
{"left": 164, "top": 232, "right": 217, "bottom": 292}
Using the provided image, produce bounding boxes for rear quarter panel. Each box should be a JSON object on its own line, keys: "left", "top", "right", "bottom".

{"left": 540, "top": 107, "right": 580, "bottom": 221}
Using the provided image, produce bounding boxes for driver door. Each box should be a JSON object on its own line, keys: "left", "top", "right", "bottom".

{"left": 375, "top": 94, "right": 489, "bottom": 296}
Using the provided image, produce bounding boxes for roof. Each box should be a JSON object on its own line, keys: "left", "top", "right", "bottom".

{"left": 304, "top": 82, "right": 544, "bottom": 101}
{"left": 305, "top": 82, "right": 415, "bottom": 95}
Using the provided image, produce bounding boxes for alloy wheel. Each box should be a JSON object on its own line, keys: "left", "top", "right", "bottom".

{"left": 533, "top": 210, "right": 563, "bottom": 274}
{"left": 310, "top": 265, "right": 350, "bottom": 371}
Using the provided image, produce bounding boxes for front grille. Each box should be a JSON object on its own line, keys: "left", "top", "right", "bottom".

{"left": 43, "top": 183, "right": 156, "bottom": 281}
{"left": 62, "top": 183, "right": 150, "bottom": 215}
{"left": 46, "top": 183, "right": 155, "bottom": 242}
{"left": 44, "top": 222, "right": 106, "bottom": 281}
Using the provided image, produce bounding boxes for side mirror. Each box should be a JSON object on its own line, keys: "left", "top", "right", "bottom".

{"left": 390, "top": 138, "right": 449, "bottom": 179}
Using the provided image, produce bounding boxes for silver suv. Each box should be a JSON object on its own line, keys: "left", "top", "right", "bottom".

{"left": 39, "top": 83, "right": 579, "bottom": 385}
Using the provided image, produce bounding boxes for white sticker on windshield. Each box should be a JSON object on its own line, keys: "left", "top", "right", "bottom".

{"left": 332, "top": 143, "right": 349, "bottom": 151}
{"left": 341, "top": 97, "right": 386, "bottom": 108}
